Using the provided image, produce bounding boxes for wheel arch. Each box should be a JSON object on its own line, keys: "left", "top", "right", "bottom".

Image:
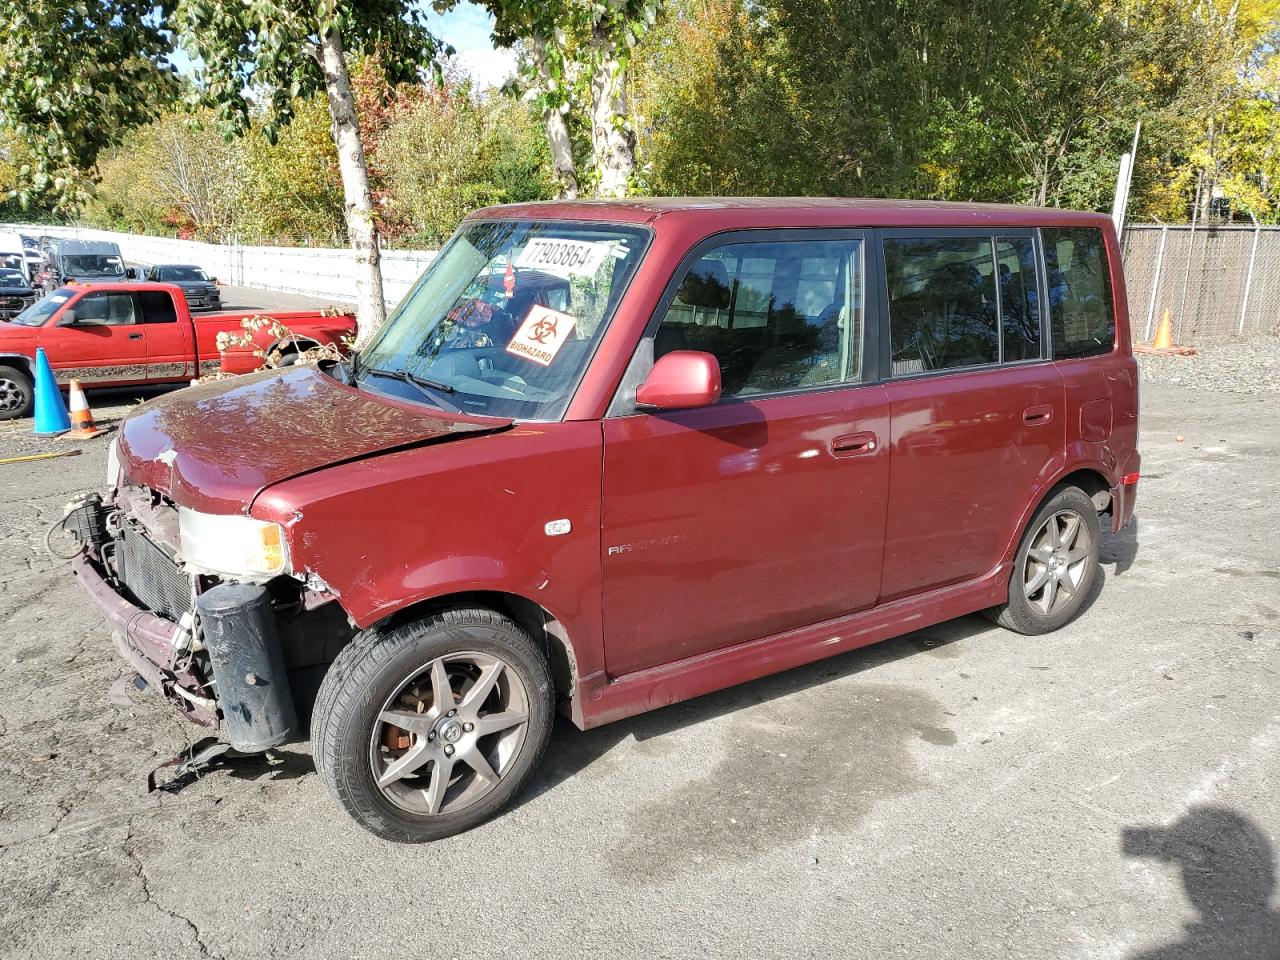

{"left": 1002, "top": 461, "right": 1115, "bottom": 566}
{"left": 0, "top": 353, "right": 34, "bottom": 378}
{"left": 371, "top": 589, "right": 586, "bottom": 729}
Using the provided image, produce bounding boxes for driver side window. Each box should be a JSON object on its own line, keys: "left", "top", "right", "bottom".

{"left": 652, "top": 237, "right": 863, "bottom": 399}
{"left": 73, "top": 292, "right": 136, "bottom": 326}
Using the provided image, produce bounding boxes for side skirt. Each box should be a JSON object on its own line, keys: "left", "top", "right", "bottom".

{"left": 579, "top": 561, "right": 1012, "bottom": 729}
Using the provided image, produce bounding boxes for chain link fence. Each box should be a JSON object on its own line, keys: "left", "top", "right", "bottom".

{"left": 1121, "top": 224, "right": 1280, "bottom": 344}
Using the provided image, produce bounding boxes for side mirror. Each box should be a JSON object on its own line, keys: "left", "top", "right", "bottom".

{"left": 636, "top": 350, "right": 722, "bottom": 411}
{"left": 209, "top": 276, "right": 218, "bottom": 284}
{"left": 125, "top": 267, "right": 138, "bottom": 280}
{"left": 59, "top": 308, "right": 78, "bottom": 326}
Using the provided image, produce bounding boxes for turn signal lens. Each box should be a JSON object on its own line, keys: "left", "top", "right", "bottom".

{"left": 1121, "top": 472, "right": 1140, "bottom": 485}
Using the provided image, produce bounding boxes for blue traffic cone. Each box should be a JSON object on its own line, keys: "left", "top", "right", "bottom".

{"left": 33, "top": 347, "right": 71, "bottom": 436}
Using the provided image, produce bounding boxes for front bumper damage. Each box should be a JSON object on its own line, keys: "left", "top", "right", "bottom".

{"left": 72, "top": 552, "right": 219, "bottom": 726}
{"left": 67, "top": 491, "right": 318, "bottom": 752}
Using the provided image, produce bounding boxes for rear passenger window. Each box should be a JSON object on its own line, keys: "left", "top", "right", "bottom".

{"left": 1043, "top": 227, "right": 1115, "bottom": 359}
{"left": 136, "top": 291, "right": 178, "bottom": 324}
{"left": 654, "top": 238, "right": 862, "bottom": 398}
{"left": 885, "top": 236, "right": 998, "bottom": 374}
{"left": 996, "top": 236, "right": 1043, "bottom": 361}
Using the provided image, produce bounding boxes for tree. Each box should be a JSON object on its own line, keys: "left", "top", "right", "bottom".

{"left": 171, "top": 0, "right": 444, "bottom": 343}
{"left": 459, "top": 0, "right": 662, "bottom": 198}
{"left": 90, "top": 109, "right": 245, "bottom": 239}
{"left": 0, "top": 1, "right": 177, "bottom": 212}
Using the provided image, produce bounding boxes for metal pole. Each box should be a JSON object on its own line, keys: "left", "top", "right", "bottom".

{"left": 1176, "top": 177, "right": 1202, "bottom": 341}
{"left": 1111, "top": 153, "right": 1132, "bottom": 233}
{"left": 1238, "top": 225, "right": 1260, "bottom": 337}
{"left": 1144, "top": 225, "right": 1168, "bottom": 341}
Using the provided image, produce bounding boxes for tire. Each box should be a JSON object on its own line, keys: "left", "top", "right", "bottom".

{"left": 984, "top": 485, "right": 1101, "bottom": 635}
{"left": 0, "top": 364, "right": 34, "bottom": 421}
{"left": 311, "top": 607, "right": 554, "bottom": 842}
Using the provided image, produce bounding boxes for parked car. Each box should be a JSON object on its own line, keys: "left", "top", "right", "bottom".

{"left": 65, "top": 199, "right": 1139, "bottom": 842}
{"left": 45, "top": 238, "right": 128, "bottom": 284}
{"left": 0, "top": 281, "right": 355, "bottom": 419}
{"left": 144, "top": 264, "right": 222, "bottom": 311}
{"left": 0, "top": 267, "right": 38, "bottom": 321}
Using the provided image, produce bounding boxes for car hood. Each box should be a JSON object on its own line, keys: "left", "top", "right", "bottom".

{"left": 0, "top": 286, "right": 35, "bottom": 297}
{"left": 170, "top": 280, "right": 216, "bottom": 290}
{"left": 118, "top": 365, "right": 512, "bottom": 514}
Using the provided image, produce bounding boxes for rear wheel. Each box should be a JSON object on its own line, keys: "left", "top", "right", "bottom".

{"left": 985, "top": 486, "right": 1101, "bottom": 635}
{"left": 0, "top": 364, "right": 33, "bottom": 420}
{"left": 311, "top": 608, "right": 554, "bottom": 842}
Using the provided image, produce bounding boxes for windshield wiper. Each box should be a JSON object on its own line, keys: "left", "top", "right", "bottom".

{"left": 362, "top": 366, "right": 462, "bottom": 412}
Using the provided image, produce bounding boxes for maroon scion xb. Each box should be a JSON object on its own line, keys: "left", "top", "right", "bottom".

{"left": 66, "top": 199, "right": 1139, "bottom": 841}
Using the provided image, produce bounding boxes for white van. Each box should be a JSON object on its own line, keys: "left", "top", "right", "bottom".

{"left": 0, "top": 231, "right": 30, "bottom": 283}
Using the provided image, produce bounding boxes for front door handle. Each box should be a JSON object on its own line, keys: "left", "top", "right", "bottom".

{"left": 831, "top": 432, "right": 878, "bottom": 457}
{"left": 1023, "top": 404, "right": 1053, "bottom": 425}
{"left": 127, "top": 332, "right": 144, "bottom": 341}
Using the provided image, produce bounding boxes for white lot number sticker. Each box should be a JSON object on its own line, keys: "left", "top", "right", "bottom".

{"left": 515, "top": 238, "right": 609, "bottom": 277}
{"left": 506, "top": 304, "right": 577, "bottom": 367}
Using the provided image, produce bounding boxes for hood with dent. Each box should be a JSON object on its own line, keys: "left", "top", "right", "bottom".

{"left": 118, "top": 365, "right": 511, "bottom": 514}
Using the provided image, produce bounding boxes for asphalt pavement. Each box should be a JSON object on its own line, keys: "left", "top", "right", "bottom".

{"left": 0, "top": 382, "right": 1278, "bottom": 959}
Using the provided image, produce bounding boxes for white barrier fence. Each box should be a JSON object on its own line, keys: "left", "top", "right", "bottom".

{"left": 12, "top": 224, "right": 437, "bottom": 309}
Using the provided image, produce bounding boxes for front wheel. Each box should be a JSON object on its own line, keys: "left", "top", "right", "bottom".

{"left": 985, "top": 485, "right": 1101, "bottom": 635}
{"left": 0, "top": 364, "right": 34, "bottom": 420}
{"left": 311, "top": 608, "right": 554, "bottom": 842}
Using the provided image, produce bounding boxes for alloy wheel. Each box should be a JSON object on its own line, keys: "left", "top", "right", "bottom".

{"left": 0, "top": 377, "right": 26, "bottom": 413}
{"left": 368, "top": 651, "right": 530, "bottom": 817}
{"left": 1022, "top": 509, "right": 1092, "bottom": 616}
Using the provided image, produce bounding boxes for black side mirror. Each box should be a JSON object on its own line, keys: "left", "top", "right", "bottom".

{"left": 125, "top": 267, "right": 138, "bottom": 280}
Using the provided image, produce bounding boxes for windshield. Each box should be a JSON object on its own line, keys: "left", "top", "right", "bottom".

{"left": 157, "top": 266, "right": 209, "bottom": 282}
{"left": 0, "top": 268, "right": 27, "bottom": 285}
{"left": 63, "top": 254, "right": 124, "bottom": 277}
{"left": 357, "top": 219, "right": 649, "bottom": 420}
{"left": 1, "top": 253, "right": 23, "bottom": 273}
{"left": 10, "top": 288, "right": 73, "bottom": 326}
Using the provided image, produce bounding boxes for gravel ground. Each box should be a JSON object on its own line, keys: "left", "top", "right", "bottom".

{"left": 1, "top": 382, "right": 1279, "bottom": 960}
{"left": 1137, "top": 334, "right": 1280, "bottom": 394}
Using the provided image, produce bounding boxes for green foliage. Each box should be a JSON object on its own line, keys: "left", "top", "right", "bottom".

{"left": 376, "top": 79, "right": 556, "bottom": 245}
{"left": 87, "top": 110, "right": 245, "bottom": 239}
{"left": 634, "top": 0, "right": 1280, "bottom": 221}
{"left": 172, "top": 0, "right": 444, "bottom": 142}
{"left": 0, "top": 1, "right": 178, "bottom": 211}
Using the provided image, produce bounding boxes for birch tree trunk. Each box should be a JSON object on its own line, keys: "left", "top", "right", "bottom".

{"left": 318, "top": 25, "right": 386, "bottom": 348}
{"left": 530, "top": 35, "right": 579, "bottom": 199}
{"left": 588, "top": 25, "right": 635, "bottom": 199}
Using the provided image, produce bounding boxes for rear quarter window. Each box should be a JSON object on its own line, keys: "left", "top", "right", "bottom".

{"left": 1043, "top": 227, "right": 1115, "bottom": 360}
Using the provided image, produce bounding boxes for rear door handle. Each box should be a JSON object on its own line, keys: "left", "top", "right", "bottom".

{"left": 127, "top": 332, "right": 144, "bottom": 341}
{"left": 1023, "top": 404, "right": 1053, "bottom": 425}
{"left": 831, "top": 432, "right": 878, "bottom": 457}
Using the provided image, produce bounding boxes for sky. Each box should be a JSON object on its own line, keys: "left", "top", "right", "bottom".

{"left": 425, "top": 3, "right": 518, "bottom": 89}
{"left": 167, "top": 4, "right": 517, "bottom": 90}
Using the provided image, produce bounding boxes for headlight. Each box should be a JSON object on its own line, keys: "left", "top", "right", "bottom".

{"left": 178, "top": 508, "right": 289, "bottom": 579}
{"left": 105, "top": 438, "right": 121, "bottom": 491}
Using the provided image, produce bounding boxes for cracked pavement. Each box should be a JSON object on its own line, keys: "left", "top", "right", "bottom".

{"left": 1, "top": 382, "right": 1279, "bottom": 960}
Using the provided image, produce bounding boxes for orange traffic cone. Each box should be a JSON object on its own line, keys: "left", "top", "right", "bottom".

{"left": 64, "top": 380, "right": 103, "bottom": 439}
{"left": 1152, "top": 308, "right": 1174, "bottom": 349}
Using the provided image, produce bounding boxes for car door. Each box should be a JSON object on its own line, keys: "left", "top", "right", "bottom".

{"left": 601, "top": 231, "right": 891, "bottom": 677}
{"left": 135, "top": 289, "right": 196, "bottom": 381}
{"left": 877, "top": 229, "right": 1065, "bottom": 602}
{"left": 41, "top": 290, "right": 148, "bottom": 386}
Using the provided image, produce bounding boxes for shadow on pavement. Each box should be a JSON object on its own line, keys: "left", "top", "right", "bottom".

{"left": 1124, "top": 806, "right": 1280, "bottom": 960}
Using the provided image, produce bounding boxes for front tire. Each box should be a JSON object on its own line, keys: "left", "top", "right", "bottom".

{"left": 311, "top": 608, "right": 554, "bottom": 842}
{"left": 985, "top": 485, "right": 1101, "bottom": 635}
{"left": 0, "top": 364, "right": 34, "bottom": 420}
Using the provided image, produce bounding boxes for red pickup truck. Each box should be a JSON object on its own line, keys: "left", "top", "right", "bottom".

{"left": 0, "top": 282, "right": 355, "bottom": 419}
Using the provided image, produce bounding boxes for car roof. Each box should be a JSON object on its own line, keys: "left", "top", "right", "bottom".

{"left": 467, "top": 197, "right": 1112, "bottom": 230}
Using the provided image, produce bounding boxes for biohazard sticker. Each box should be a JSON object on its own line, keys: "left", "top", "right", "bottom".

{"left": 515, "top": 238, "right": 610, "bottom": 277}
{"left": 506, "top": 305, "right": 577, "bottom": 367}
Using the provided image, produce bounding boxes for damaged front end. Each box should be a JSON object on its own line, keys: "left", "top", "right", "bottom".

{"left": 65, "top": 485, "right": 351, "bottom": 752}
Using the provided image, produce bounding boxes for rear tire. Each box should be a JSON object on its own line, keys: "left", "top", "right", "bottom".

{"left": 311, "top": 607, "right": 554, "bottom": 842}
{"left": 985, "top": 485, "right": 1101, "bottom": 635}
{"left": 0, "top": 364, "right": 34, "bottom": 420}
